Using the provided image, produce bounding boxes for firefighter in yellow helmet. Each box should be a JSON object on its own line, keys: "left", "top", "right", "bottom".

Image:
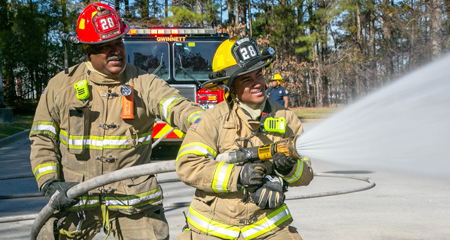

{"left": 267, "top": 74, "right": 289, "bottom": 108}
{"left": 176, "top": 36, "right": 313, "bottom": 239}
{"left": 30, "top": 3, "right": 203, "bottom": 239}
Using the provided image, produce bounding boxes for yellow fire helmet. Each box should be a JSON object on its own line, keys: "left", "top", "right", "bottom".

{"left": 272, "top": 74, "right": 284, "bottom": 84}
{"left": 203, "top": 35, "right": 275, "bottom": 89}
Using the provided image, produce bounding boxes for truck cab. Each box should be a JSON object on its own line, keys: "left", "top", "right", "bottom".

{"left": 123, "top": 28, "right": 229, "bottom": 156}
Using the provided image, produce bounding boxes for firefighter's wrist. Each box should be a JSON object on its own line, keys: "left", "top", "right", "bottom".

{"left": 40, "top": 178, "right": 59, "bottom": 193}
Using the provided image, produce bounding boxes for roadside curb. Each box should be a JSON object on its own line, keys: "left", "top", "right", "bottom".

{"left": 0, "top": 129, "right": 30, "bottom": 149}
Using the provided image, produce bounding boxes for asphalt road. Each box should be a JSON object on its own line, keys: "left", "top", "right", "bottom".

{"left": 0, "top": 122, "right": 449, "bottom": 240}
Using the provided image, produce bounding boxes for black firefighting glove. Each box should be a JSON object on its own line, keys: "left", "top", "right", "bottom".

{"left": 41, "top": 179, "right": 79, "bottom": 211}
{"left": 273, "top": 153, "right": 297, "bottom": 175}
{"left": 250, "top": 175, "right": 286, "bottom": 209}
{"left": 239, "top": 163, "right": 267, "bottom": 189}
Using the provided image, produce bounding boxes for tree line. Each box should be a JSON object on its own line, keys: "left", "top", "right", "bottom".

{"left": 1, "top": 0, "right": 449, "bottom": 107}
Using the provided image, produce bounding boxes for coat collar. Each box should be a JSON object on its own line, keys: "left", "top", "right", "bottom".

{"left": 85, "top": 61, "right": 127, "bottom": 85}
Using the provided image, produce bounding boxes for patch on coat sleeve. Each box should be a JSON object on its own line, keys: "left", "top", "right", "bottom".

{"left": 285, "top": 90, "right": 289, "bottom": 94}
{"left": 189, "top": 118, "right": 202, "bottom": 131}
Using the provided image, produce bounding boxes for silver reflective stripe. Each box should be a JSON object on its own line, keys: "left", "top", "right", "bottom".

{"left": 188, "top": 208, "right": 240, "bottom": 239}
{"left": 241, "top": 208, "right": 291, "bottom": 239}
{"left": 67, "top": 139, "right": 106, "bottom": 147}
{"left": 71, "top": 199, "right": 100, "bottom": 208}
{"left": 188, "top": 111, "right": 203, "bottom": 125}
{"left": 105, "top": 191, "right": 162, "bottom": 207}
{"left": 34, "top": 165, "right": 58, "bottom": 179}
{"left": 161, "top": 96, "right": 179, "bottom": 120}
{"left": 31, "top": 125, "right": 57, "bottom": 135}
{"left": 212, "top": 163, "right": 233, "bottom": 193}
{"left": 103, "top": 139, "right": 129, "bottom": 145}
{"left": 177, "top": 145, "right": 215, "bottom": 159}
{"left": 284, "top": 160, "right": 303, "bottom": 184}
{"left": 59, "top": 133, "right": 68, "bottom": 143}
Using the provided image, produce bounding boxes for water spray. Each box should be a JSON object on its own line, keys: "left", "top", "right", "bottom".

{"left": 218, "top": 53, "right": 450, "bottom": 180}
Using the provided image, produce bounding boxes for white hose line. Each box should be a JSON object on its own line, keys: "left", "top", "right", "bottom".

{"left": 30, "top": 160, "right": 176, "bottom": 240}
{"left": 151, "top": 127, "right": 174, "bottom": 149}
{"left": 27, "top": 168, "right": 374, "bottom": 239}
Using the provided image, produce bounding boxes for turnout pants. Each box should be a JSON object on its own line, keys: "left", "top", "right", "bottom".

{"left": 37, "top": 205, "right": 169, "bottom": 240}
{"left": 176, "top": 226, "right": 302, "bottom": 240}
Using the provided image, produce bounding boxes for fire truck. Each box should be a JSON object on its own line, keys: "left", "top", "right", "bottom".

{"left": 123, "top": 28, "right": 229, "bottom": 157}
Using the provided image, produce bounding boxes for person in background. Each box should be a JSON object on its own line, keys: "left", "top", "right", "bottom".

{"left": 266, "top": 74, "right": 289, "bottom": 108}
{"left": 175, "top": 36, "right": 313, "bottom": 239}
{"left": 30, "top": 3, "right": 203, "bottom": 239}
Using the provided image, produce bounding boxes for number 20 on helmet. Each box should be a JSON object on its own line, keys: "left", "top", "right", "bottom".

{"left": 76, "top": 3, "right": 129, "bottom": 44}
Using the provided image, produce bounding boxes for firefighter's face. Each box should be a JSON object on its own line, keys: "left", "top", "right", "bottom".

{"left": 271, "top": 80, "right": 279, "bottom": 87}
{"left": 87, "top": 39, "right": 126, "bottom": 77}
{"left": 231, "top": 69, "right": 266, "bottom": 105}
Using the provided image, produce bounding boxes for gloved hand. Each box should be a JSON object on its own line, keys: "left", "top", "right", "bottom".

{"left": 250, "top": 175, "right": 285, "bottom": 209}
{"left": 273, "top": 153, "right": 297, "bottom": 175}
{"left": 41, "top": 179, "right": 79, "bottom": 211}
{"left": 239, "top": 163, "right": 267, "bottom": 189}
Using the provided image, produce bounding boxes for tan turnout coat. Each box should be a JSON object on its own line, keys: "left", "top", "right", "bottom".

{"left": 176, "top": 100, "right": 313, "bottom": 239}
{"left": 30, "top": 62, "right": 203, "bottom": 214}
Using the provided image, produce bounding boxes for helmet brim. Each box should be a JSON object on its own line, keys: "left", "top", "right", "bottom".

{"left": 202, "top": 58, "right": 273, "bottom": 89}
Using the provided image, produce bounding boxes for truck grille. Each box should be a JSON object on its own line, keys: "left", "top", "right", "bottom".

{"left": 170, "top": 84, "right": 197, "bottom": 102}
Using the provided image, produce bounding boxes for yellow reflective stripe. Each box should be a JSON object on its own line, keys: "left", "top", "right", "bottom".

{"left": 105, "top": 187, "right": 163, "bottom": 210}
{"left": 33, "top": 163, "right": 59, "bottom": 182}
{"left": 188, "top": 205, "right": 240, "bottom": 239}
{"left": 241, "top": 205, "right": 292, "bottom": 240}
{"left": 187, "top": 110, "right": 203, "bottom": 126}
{"left": 159, "top": 95, "right": 183, "bottom": 123}
{"left": 212, "top": 162, "right": 233, "bottom": 193}
{"left": 282, "top": 160, "right": 303, "bottom": 184}
{"left": 59, "top": 130, "right": 152, "bottom": 150}
{"left": 176, "top": 142, "right": 217, "bottom": 162}
{"left": 188, "top": 204, "right": 292, "bottom": 240}
{"left": 67, "top": 188, "right": 163, "bottom": 211}
{"left": 30, "top": 121, "right": 59, "bottom": 140}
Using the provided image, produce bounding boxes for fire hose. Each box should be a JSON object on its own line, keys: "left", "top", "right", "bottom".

{"left": 27, "top": 166, "right": 375, "bottom": 239}
{"left": 23, "top": 135, "right": 375, "bottom": 239}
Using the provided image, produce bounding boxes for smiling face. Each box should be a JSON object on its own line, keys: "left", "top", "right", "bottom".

{"left": 231, "top": 69, "right": 266, "bottom": 105}
{"left": 86, "top": 38, "right": 126, "bottom": 77}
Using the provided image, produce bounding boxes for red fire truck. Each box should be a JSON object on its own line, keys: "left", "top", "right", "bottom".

{"left": 123, "top": 28, "right": 229, "bottom": 157}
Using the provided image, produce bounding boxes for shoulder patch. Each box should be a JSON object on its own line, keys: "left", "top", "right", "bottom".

{"left": 189, "top": 118, "right": 202, "bottom": 131}
{"left": 285, "top": 90, "right": 289, "bottom": 94}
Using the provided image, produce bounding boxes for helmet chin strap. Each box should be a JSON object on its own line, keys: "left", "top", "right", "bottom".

{"left": 222, "top": 56, "right": 273, "bottom": 121}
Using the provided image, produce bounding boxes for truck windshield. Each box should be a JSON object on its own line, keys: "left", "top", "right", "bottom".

{"left": 125, "top": 41, "right": 170, "bottom": 80}
{"left": 173, "top": 41, "right": 222, "bottom": 81}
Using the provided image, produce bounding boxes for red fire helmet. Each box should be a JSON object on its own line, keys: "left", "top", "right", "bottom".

{"left": 76, "top": 3, "right": 129, "bottom": 44}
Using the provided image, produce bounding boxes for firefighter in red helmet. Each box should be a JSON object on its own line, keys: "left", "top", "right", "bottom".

{"left": 30, "top": 3, "right": 203, "bottom": 239}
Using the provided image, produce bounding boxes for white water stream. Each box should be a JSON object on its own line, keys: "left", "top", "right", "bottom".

{"left": 296, "top": 53, "right": 450, "bottom": 180}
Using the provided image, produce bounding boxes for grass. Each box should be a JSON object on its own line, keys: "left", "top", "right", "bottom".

{"left": 0, "top": 112, "right": 34, "bottom": 140}
{"left": 289, "top": 107, "right": 340, "bottom": 119}
{"left": 0, "top": 107, "right": 339, "bottom": 140}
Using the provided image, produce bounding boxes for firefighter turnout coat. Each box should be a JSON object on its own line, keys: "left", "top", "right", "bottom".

{"left": 175, "top": 100, "right": 313, "bottom": 239}
{"left": 30, "top": 61, "right": 203, "bottom": 214}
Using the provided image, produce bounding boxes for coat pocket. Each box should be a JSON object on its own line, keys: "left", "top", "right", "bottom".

{"left": 68, "top": 102, "right": 90, "bottom": 154}
{"left": 61, "top": 167, "right": 84, "bottom": 183}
